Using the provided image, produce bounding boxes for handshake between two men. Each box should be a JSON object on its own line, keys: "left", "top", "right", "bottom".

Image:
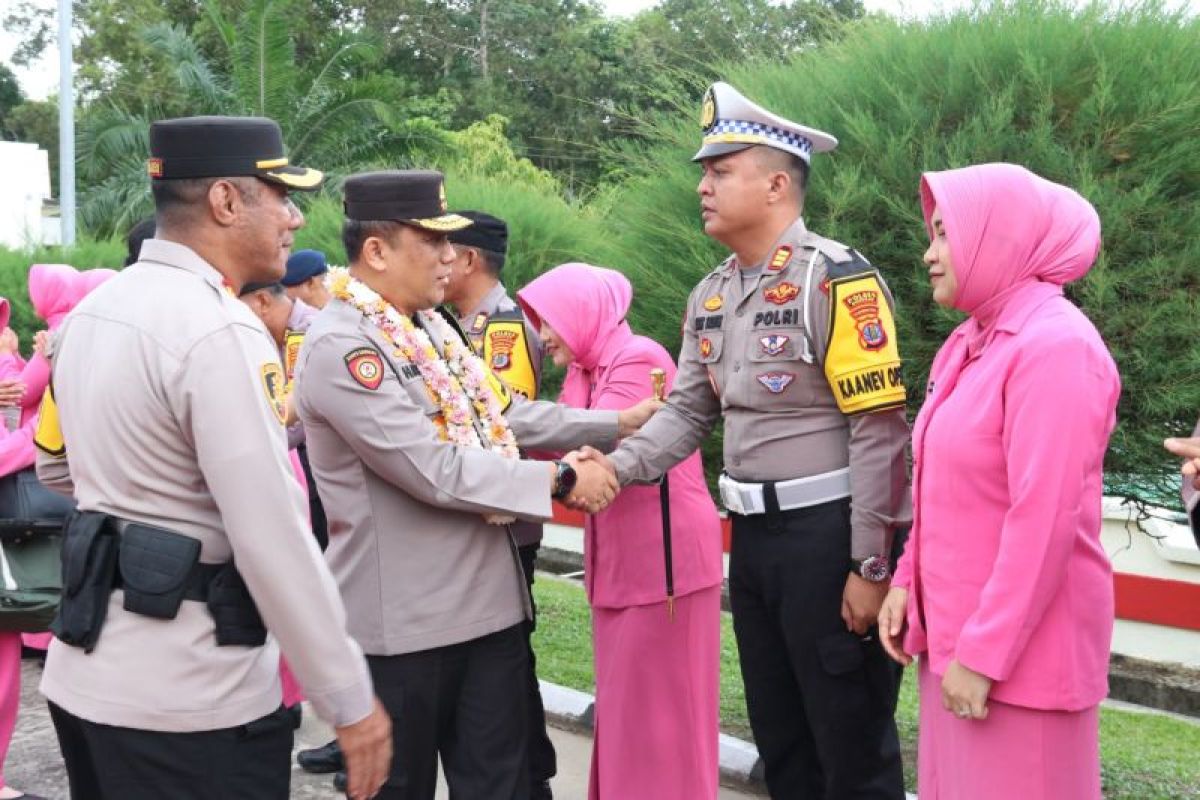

{"left": 553, "top": 394, "right": 663, "bottom": 514}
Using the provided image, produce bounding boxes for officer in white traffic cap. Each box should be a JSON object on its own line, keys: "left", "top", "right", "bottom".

{"left": 596, "top": 82, "right": 911, "bottom": 798}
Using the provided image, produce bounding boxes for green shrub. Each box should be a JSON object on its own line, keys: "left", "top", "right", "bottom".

{"left": 600, "top": 0, "right": 1200, "bottom": 505}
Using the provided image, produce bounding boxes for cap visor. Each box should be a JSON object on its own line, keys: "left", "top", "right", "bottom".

{"left": 691, "top": 141, "right": 753, "bottom": 162}
{"left": 407, "top": 214, "right": 474, "bottom": 232}
{"left": 261, "top": 165, "right": 324, "bottom": 191}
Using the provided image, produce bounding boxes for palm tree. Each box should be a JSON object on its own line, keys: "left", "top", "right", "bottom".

{"left": 78, "top": 0, "right": 453, "bottom": 237}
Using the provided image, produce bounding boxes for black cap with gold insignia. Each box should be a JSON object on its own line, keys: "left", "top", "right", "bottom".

{"left": 693, "top": 82, "right": 838, "bottom": 164}
{"left": 147, "top": 116, "right": 322, "bottom": 191}
{"left": 343, "top": 170, "right": 472, "bottom": 232}
{"left": 447, "top": 211, "right": 508, "bottom": 255}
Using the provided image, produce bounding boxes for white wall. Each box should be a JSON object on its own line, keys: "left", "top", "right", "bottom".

{"left": 0, "top": 141, "right": 52, "bottom": 249}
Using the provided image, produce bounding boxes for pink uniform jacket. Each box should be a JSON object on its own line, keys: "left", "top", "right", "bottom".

{"left": 519, "top": 264, "right": 724, "bottom": 609}
{"left": 893, "top": 164, "right": 1121, "bottom": 712}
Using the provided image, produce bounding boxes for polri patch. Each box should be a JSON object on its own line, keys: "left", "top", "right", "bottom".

{"left": 842, "top": 288, "right": 888, "bottom": 351}
{"left": 260, "top": 363, "right": 288, "bottom": 423}
{"left": 759, "top": 334, "right": 790, "bottom": 357}
{"left": 344, "top": 347, "right": 385, "bottom": 390}
{"left": 763, "top": 282, "right": 799, "bottom": 305}
{"left": 703, "top": 294, "right": 724, "bottom": 311}
{"left": 767, "top": 246, "right": 793, "bottom": 272}
{"left": 488, "top": 329, "right": 519, "bottom": 371}
{"left": 757, "top": 372, "right": 795, "bottom": 394}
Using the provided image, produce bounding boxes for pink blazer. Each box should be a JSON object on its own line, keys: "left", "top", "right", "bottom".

{"left": 577, "top": 334, "right": 724, "bottom": 608}
{"left": 893, "top": 283, "right": 1120, "bottom": 711}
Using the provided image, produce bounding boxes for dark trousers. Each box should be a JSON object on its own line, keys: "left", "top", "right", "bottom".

{"left": 728, "top": 498, "right": 905, "bottom": 799}
{"left": 48, "top": 701, "right": 293, "bottom": 800}
{"left": 297, "top": 444, "right": 329, "bottom": 551}
{"left": 518, "top": 542, "right": 557, "bottom": 794}
{"left": 369, "top": 624, "right": 530, "bottom": 800}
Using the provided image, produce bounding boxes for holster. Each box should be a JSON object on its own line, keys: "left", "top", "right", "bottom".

{"left": 206, "top": 563, "right": 268, "bottom": 647}
{"left": 51, "top": 511, "right": 118, "bottom": 653}
{"left": 118, "top": 522, "right": 202, "bottom": 619}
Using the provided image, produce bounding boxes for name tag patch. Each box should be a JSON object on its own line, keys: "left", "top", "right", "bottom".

{"left": 344, "top": 347, "right": 385, "bottom": 390}
{"left": 757, "top": 372, "right": 795, "bottom": 393}
{"left": 763, "top": 282, "right": 799, "bottom": 305}
{"left": 694, "top": 315, "right": 724, "bottom": 331}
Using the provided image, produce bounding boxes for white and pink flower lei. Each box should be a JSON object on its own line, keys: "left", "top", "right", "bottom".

{"left": 329, "top": 267, "right": 519, "bottom": 524}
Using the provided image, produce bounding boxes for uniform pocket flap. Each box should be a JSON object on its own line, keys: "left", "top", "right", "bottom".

{"left": 119, "top": 524, "right": 200, "bottom": 596}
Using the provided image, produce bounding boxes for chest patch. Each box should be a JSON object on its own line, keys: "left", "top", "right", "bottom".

{"left": 703, "top": 294, "right": 724, "bottom": 311}
{"left": 260, "top": 363, "right": 288, "bottom": 423}
{"left": 693, "top": 315, "right": 724, "bottom": 331}
{"left": 753, "top": 308, "right": 799, "bottom": 327}
{"left": 470, "top": 312, "right": 488, "bottom": 334}
{"left": 843, "top": 288, "right": 888, "bottom": 351}
{"left": 759, "top": 334, "right": 790, "bottom": 357}
{"left": 768, "top": 246, "right": 793, "bottom": 272}
{"left": 488, "top": 329, "right": 519, "bottom": 371}
{"left": 699, "top": 337, "right": 714, "bottom": 358}
{"left": 764, "top": 282, "right": 800, "bottom": 305}
{"left": 344, "top": 347, "right": 385, "bottom": 390}
{"left": 757, "top": 372, "right": 795, "bottom": 394}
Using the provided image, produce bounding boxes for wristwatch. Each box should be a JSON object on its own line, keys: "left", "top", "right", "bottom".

{"left": 551, "top": 460, "right": 577, "bottom": 500}
{"left": 850, "top": 555, "right": 891, "bottom": 583}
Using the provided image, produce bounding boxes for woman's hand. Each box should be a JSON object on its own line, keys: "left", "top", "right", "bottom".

{"left": 0, "top": 328, "right": 18, "bottom": 355}
{"left": 32, "top": 330, "right": 51, "bottom": 359}
{"left": 941, "top": 659, "right": 992, "bottom": 720}
{"left": 616, "top": 396, "right": 664, "bottom": 438}
{"left": 877, "top": 586, "right": 912, "bottom": 666}
{"left": 0, "top": 378, "right": 24, "bottom": 407}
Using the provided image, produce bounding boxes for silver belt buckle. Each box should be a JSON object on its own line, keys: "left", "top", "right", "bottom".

{"left": 718, "top": 474, "right": 746, "bottom": 515}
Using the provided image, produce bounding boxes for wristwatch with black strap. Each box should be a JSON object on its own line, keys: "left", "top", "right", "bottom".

{"left": 850, "top": 555, "right": 891, "bottom": 583}
{"left": 551, "top": 460, "right": 577, "bottom": 500}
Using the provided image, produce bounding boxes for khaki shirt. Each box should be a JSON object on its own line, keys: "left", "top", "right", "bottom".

{"left": 459, "top": 282, "right": 545, "bottom": 547}
{"left": 609, "top": 218, "right": 911, "bottom": 558}
{"left": 36, "top": 239, "right": 373, "bottom": 732}
{"left": 294, "top": 299, "right": 617, "bottom": 655}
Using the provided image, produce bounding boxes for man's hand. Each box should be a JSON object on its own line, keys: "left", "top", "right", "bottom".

{"left": 32, "top": 330, "right": 50, "bottom": 359}
{"left": 877, "top": 586, "right": 912, "bottom": 666}
{"left": 562, "top": 449, "right": 619, "bottom": 513}
{"left": 841, "top": 572, "right": 889, "bottom": 635}
{"left": 0, "top": 378, "right": 24, "bottom": 408}
{"left": 616, "top": 397, "right": 664, "bottom": 438}
{"left": 334, "top": 698, "right": 392, "bottom": 800}
{"left": 0, "top": 328, "right": 18, "bottom": 355}
{"left": 1165, "top": 437, "right": 1200, "bottom": 492}
{"left": 941, "top": 659, "right": 992, "bottom": 721}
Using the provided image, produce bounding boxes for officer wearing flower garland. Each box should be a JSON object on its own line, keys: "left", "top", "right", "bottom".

{"left": 443, "top": 210, "right": 558, "bottom": 800}
{"left": 293, "top": 170, "right": 659, "bottom": 800}
{"left": 582, "top": 83, "right": 911, "bottom": 797}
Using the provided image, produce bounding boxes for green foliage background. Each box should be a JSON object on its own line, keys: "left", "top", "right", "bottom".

{"left": 1, "top": 0, "right": 1197, "bottom": 507}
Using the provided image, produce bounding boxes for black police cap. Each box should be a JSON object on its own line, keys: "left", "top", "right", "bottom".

{"left": 447, "top": 211, "right": 508, "bottom": 256}
{"left": 148, "top": 116, "right": 322, "bottom": 191}
{"left": 343, "top": 170, "right": 471, "bottom": 232}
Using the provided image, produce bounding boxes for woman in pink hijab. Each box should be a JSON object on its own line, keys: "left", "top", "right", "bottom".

{"left": 518, "top": 263, "right": 725, "bottom": 800}
{"left": 0, "top": 264, "right": 114, "bottom": 800}
{"left": 877, "top": 164, "right": 1120, "bottom": 799}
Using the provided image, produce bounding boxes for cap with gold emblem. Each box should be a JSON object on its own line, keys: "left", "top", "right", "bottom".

{"left": 343, "top": 170, "right": 472, "bottom": 232}
{"left": 693, "top": 81, "right": 838, "bottom": 164}
{"left": 147, "top": 116, "right": 323, "bottom": 190}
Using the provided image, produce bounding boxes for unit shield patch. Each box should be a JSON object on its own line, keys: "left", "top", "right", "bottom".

{"left": 344, "top": 347, "right": 385, "bottom": 391}
{"left": 260, "top": 363, "right": 288, "bottom": 423}
{"left": 825, "top": 273, "right": 905, "bottom": 414}
{"left": 763, "top": 282, "right": 800, "bottom": 306}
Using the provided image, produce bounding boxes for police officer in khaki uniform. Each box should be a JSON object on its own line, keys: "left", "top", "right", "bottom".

{"left": 34, "top": 117, "right": 390, "bottom": 800}
{"left": 586, "top": 83, "right": 910, "bottom": 798}
{"left": 293, "top": 170, "right": 655, "bottom": 800}
{"left": 444, "top": 210, "right": 557, "bottom": 800}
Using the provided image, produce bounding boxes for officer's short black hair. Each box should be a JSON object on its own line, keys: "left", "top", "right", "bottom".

{"left": 468, "top": 247, "right": 505, "bottom": 276}
{"left": 755, "top": 147, "right": 809, "bottom": 199}
{"left": 124, "top": 217, "right": 157, "bottom": 266}
{"left": 342, "top": 218, "right": 407, "bottom": 263}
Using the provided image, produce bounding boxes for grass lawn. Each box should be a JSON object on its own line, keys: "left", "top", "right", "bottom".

{"left": 532, "top": 574, "right": 1200, "bottom": 799}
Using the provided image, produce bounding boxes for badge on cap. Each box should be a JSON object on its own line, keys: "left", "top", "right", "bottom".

{"left": 764, "top": 282, "right": 799, "bottom": 305}
{"left": 757, "top": 372, "right": 795, "bottom": 394}
{"left": 439, "top": 182, "right": 448, "bottom": 213}
{"left": 260, "top": 363, "right": 287, "bottom": 423}
{"left": 147, "top": 158, "right": 164, "bottom": 178}
{"left": 700, "top": 86, "right": 717, "bottom": 131}
{"left": 768, "top": 246, "right": 793, "bottom": 272}
{"left": 344, "top": 347, "right": 385, "bottom": 390}
{"left": 703, "top": 295, "right": 724, "bottom": 311}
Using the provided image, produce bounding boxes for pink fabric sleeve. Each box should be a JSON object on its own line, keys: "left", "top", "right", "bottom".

{"left": 589, "top": 353, "right": 661, "bottom": 414}
{"left": 0, "top": 354, "right": 26, "bottom": 381}
{"left": 954, "top": 335, "right": 1115, "bottom": 681}
{"left": 0, "top": 416, "right": 38, "bottom": 476}
{"left": 891, "top": 545, "right": 914, "bottom": 590}
{"left": 16, "top": 353, "right": 50, "bottom": 408}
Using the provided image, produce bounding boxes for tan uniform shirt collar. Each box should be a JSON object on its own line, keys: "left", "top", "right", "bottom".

{"left": 138, "top": 239, "right": 228, "bottom": 292}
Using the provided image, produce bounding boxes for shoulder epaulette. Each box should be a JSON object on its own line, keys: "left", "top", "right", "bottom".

{"left": 488, "top": 307, "right": 526, "bottom": 323}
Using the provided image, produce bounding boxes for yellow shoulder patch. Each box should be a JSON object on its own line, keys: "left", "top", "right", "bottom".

{"left": 260, "top": 363, "right": 288, "bottom": 424}
{"left": 824, "top": 273, "right": 905, "bottom": 414}
{"left": 283, "top": 330, "right": 305, "bottom": 383}
{"left": 485, "top": 370, "right": 513, "bottom": 413}
{"left": 34, "top": 385, "right": 66, "bottom": 456}
{"left": 484, "top": 319, "right": 538, "bottom": 400}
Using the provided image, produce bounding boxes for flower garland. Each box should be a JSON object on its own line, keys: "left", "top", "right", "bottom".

{"left": 328, "top": 267, "right": 519, "bottom": 523}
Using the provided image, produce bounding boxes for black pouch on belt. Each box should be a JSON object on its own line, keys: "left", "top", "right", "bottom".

{"left": 118, "top": 522, "right": 201, "bottom": 619}
{"left": 207, "top": 563, "right": 267, "bottom": 647}
{"left": 52, "top": 510, "right": 118, "bottom": 653}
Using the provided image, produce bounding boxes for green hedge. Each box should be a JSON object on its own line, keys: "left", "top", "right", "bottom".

{"left": 597, "top": 0, "right": 1200, "bottom": 505}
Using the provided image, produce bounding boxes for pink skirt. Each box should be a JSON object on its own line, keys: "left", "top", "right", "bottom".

{"left": 917, "top": 660, "right": 1101, "bottom": 799}
{"left": 589, "top": 585, "right": 721, "bottom": 800}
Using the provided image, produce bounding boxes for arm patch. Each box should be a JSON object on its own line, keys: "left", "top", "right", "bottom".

{"left": 34, "top": 385, "right": 66, "bottom": 456}
{"left": 484, "top": 318, "right": 538, "bottom": 399}
{"left": 824, "top": 273, "right": 906, "bottom": 414}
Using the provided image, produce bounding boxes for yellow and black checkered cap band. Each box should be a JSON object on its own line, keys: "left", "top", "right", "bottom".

{"left": 703, "top": 119, "right": 814, "bottom": 159}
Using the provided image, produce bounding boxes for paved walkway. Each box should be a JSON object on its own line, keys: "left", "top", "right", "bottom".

{"left": 5, "top": 661, "right": 763, "bottom": 799}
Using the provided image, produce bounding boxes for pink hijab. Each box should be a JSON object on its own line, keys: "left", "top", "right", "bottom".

{"left": 920, "top": 162, "right": 1101, "bottom": 323}
{"left": 517, "top": 263, "right": 635, "bottom": 409}
{"left": 29, "top": 263, "right": 85, "bottom": 330}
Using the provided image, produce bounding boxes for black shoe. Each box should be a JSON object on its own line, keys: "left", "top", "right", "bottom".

{"left": 333, "top": 771, "right": 347, "bottom": 794}
{"left": 284, "top": 703, "right": 303, "bottom": 730}
{"left": 531, "top": 779, "right": 553, "bottom": 800}
{"left": 297, "top": 739, "right": 344, "bottom": 774}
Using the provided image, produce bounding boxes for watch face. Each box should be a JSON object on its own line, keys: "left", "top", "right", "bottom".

{"left": 861, "top": 556, "right": 890, "bottom": 582}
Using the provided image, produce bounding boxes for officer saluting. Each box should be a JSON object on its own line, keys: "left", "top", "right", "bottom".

{"left": 35, "top": 117, "right": 390, "bottom": 800}
{"left": 590, "top": 83, "right": 910, "bottom": 797}
{"left": 293, "top": 171, "right": 653, "bottom": 799}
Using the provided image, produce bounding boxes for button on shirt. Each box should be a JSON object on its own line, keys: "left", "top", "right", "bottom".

{"left": 37, "top": 239, "right": 373, "bottom": 732}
